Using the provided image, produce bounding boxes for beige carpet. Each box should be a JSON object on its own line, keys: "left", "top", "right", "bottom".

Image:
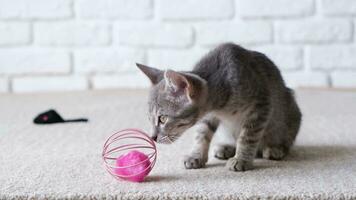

{"left": 0, "top": 89, "right": 355, "bottom": 200}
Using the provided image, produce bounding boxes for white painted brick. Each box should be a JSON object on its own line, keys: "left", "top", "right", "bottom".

{"left": 158, "top": 0, "right": 233, "bottom": 20}
{"left": 331, "top": 71, "right": 356, "bottom": 88}
{"left": 148, "top": 49, "right": 207, "bottom": 71}
{"left": 282, "top": 72, "right": 329, "bottom": 88}
{"left": 92, "top": 73, "right": 150, "bottom": 89}
{"left": 12, "top": 76, "right": 88, "bottom": 93}
{"left": 0, "top": 0, "right": 355, "bottom": 92}
{"left": 0, "top": 78, "right": 8, "bottom": 93}
{"left": 196, "top": 22, "right": 272, "bottom": 46}
{"left": 322, "top": 0, "right": 356, "bottom": 15}
{"left": 114, "top": 23, "right": 193, "bottom": 48}
{"left": 78, "top": 0, "right": 152, "bottom": 19}
{"left": 0, "top": 0, "right": 72, "bottom": 19}
{"left": 237, "top": 0, "right": 314, "bottom": 18}
{"left": 0, "top": 49, "right": 70, "bottom": 75}
{"left": 276, "top": 20, "right": 352, "bottom": 43}
{"left": 0, "top": 22, "right": 30, "bottom": 45}
{"left": 74, "top": 48, "right": 145, "bottom": 74}
{"left": 309, "top": 46, "right": 356, "bottom": 70}
{"left": 252, "top": 46, "right": 303, "bottom": 70}
{"left": 35, "top": 22, "right": 109, "bottom": 46}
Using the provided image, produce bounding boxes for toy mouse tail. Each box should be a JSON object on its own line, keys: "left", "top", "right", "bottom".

{"left": 64, "top": 118, "right": 89, "bottom": 123}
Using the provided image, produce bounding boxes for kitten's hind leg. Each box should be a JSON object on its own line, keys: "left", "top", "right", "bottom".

{"left": 262, "top": 146, "right": 288, "bottom": 160}
{"left": 214, "top": 144, "right": 235, "bottom": 160}
{"left": 184, "top": 116, "right": 219, "bottom": 169}
{"left": 256, "top": 147, "right": 263, "bottom": 158}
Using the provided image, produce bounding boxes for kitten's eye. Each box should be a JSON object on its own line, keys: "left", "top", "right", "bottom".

{"left": 158, "top": 115, "right": 167, "bottom": 124}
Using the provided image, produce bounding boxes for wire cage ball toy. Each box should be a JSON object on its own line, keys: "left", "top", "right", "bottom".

{"left": 102, "top": 128, "right": 157, "bottom": 182}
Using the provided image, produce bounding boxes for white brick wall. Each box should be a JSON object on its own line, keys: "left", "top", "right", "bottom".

{"left": 0, "top": 49, "right": 70, "bottom": 75}
{"left": 237, "top": 0, "right": 314, "bottom": 18}
{"left": 0, "top": 0, "right": 72, "bottom": 19}
{"left": 35, "top": 22, "right": 110, "bottom": 46}
{"left": 12, "top": 76, "right": 88, "bottom": 93}
{"left": 114, "top": 23, "right": 193, "bottom": 47}
{"left": 253, "top": 46, "right": 303, "bottom": 70}
{"left": 0, "top": 77, "right": 8, "bottom": 93}
{"left": 276, "top": 20, "right": 352, "bottom": 43}
{"left": 158, "top": 0, "right": 234, "bottom": 20}
{"left": 321, "top": 0, "right": 356, "bottom": 16}
{"left": 331, "top": 71, "right": 356, "bottom": 87}
{"left": 283, "top": 72, "right": 329, "bottom": 88}
{"left": 148, "top": 49, "right": 207, "bottom": 71}
{"left": 92, "top": 73, "right": 150, "bottom": 89}
{"left": 0, "top": 22, "right": 30, "bottom": 45}
{"left": 196, "top": 22, "right": 272, "bottom": 46}
{"left": 75, "top": 48, "right": 145, "bottom": 74}
{"left": 77, "top": 0, "right": 152, "bottom": 19}
{"left": 309, "top": 45, "right": 356, "bottom": 70}
{"left": 0, "top": 0, "right": 355, "bottom": 93}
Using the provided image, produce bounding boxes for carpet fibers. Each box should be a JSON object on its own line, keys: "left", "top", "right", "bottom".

{"left": 0, "top": 89, "right": 355, "bottom": 200}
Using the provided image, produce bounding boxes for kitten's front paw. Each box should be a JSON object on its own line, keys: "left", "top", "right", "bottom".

{"left": 183, "top": 153, "right": 206, "bottom": 169}
{"left": 226, "top": 157, "right": 253, "bottom": 172}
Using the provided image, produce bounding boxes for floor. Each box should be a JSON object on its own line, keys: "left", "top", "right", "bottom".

{"left": 0, "top": 89, "right": 355, "bottom": 200}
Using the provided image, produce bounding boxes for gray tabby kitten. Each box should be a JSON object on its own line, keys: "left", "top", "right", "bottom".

{"left": 137, "top": 43, "right": 302, "bottom": 171}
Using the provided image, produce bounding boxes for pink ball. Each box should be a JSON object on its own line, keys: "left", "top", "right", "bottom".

{"left": 114, "top": 150, "right": 151, "bottom": 182}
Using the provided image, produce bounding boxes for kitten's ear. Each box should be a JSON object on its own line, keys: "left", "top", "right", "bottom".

{"left": 164, "top": 70, "right": 199, "bottom": 102}
{"left": 136, "top": 63, "right": 163, "bottom": 85}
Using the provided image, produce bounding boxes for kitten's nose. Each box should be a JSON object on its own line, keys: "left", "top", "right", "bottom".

{"left": 151, "top": 134, "right": 158, "bottom": 142}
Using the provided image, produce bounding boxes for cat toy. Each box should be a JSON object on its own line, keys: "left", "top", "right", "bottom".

{"left": 102, "top": 129, "right": 157, "bottom": 182}
{"left": 33, "top": 109, "right": 88, "bottom": 124}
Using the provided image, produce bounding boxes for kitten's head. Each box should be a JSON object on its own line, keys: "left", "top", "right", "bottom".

{"left": 137, "top": 63, "right": 207, "bottom": 144}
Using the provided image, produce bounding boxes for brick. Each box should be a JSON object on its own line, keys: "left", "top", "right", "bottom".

{"left": 0, "top": 0, "right": 71, "bottom": 19}
{"left": 148, "top": 49, "right": 207, "bottom": 71}
{"left": 0, "top": 78, "right": 8, "bottom": 93}
{"left": 322, "top": 0, "right": 356, "bottom": 15}
{"left": 158, "top": 0, "right": 233, "bottom": 20}
{"left": 12, "top": 76, "right": 88, "bottom": 93}
{"left": 35, "top": 22, "right": 109, "bottom": 46}
{"left": 78, "top": 0, "right": 152, "bottom": 19}
{"left": 253, "top": 46, "right": 303, "bottom": 70}
{"left": 114, "top": 23, "right": 193, "bottom": 48}
{"left": 282, "top": 72, "right": 329, "bottom": 88}
{"left": 74, "top": 48, "right": 145, "bottom": 74}
{"left": 0, "top": 22, "right": 30, "bottom": 45}
{"left": 331, "top": 71, "right": 356, "bottom": 88}
{"left": 0, "top": 49, "right": 70, "bottom": 75}
{"left": 276, "top": 20, "right": 352, "bottom": 43}
{"left": 309, "top": 46, "right": 356, "bottom": 70}
{"left": 237, "top": 0, "right": 314, "bottom": 18}
{"left": 196, "top": 22, "right": 272, "bottom": 46}
{"left": 92, "top": 73, "right": 150, "bottom": 89}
